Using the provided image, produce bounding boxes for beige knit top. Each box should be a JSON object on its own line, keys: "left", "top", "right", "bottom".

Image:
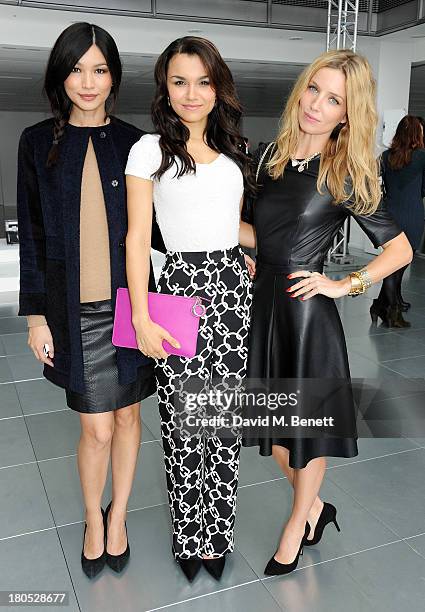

{"left": 27, "top": 138, "right": 111, "bottom": 328}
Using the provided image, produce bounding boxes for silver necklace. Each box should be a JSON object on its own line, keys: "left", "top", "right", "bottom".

{"left": 291, "top": 152, "right": 321, "bottom": 172}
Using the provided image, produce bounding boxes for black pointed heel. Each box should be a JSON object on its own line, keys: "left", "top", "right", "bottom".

{"left": 400, "top": 299, "right": 411, "bottom": 312}
{"left": 104, "top": 501, "right": 130, "bottom": 573}
{"left": 203, "top": 555, "right": 226, "bottom": 580}
{"left": 81, "top": 508, "right": 106, "bottom": 579}
{"left": 303, "top": 501, "right": 341, "bottom": 546}
{"left": 177, "top": 558, "right": 202, "bottom": 582}
{"left": 387, "top": 305, "right": 411, "bottom": 328}
{"left": 264, "top": 523, "right": 310, "bottom": 576}
{"left": 370, "top": 300, "right": 388, "bottom": 325}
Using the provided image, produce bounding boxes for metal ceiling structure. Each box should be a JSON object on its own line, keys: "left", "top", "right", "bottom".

{"left": 0, "top": 0, "right": 423, "bottom": 36}
{"left": 326, "top": 0, "right": 360, "bottom": 265}
{"left": 327, "top": 0, "right": 360, "bottom": 50}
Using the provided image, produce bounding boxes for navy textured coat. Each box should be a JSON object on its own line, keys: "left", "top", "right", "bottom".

{"left": 17, "top": 116, "right": 164, "bottom": 394}
{"left": 381, "top": 148, "right": 425, "bottom": 250}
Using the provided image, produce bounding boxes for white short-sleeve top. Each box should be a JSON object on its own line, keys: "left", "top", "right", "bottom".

{"left": 125, "top": 133, "right": 244, "bottom": 252}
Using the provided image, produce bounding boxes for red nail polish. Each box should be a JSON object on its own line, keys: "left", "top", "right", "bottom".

{"left": 285, "top": 288, "right": 292, "bottom": 292}
{"left": 287, "top": 274, "right": 292, "bottom": 279}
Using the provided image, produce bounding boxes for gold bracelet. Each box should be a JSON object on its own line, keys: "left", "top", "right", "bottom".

{"left": 348, "top": 272, "right": 365, "bottom": 296}
{"left": 358, "top": 268, "right": 373, "bottom": 290}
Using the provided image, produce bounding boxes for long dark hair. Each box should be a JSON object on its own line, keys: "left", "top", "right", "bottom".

{"left": 388, "top": 115, "right": 424, "bottom": 170}
{"left": 151, "top": 36, "right": 256, "bottom": 194}
{"left": 44, "top": 22, "right": 122, "bottom": 167}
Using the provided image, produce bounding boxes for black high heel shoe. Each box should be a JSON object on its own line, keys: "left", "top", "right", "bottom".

{"left": 264, "top": 523, "right": 310, "bottom": 576}
{"left": 303, "top": 501, "right": 340, "bottom": 547}
{"left": 370, "top": 301, "right": 411, "bottom": 328}
{"left": 203, "top": 555, "right": 226, "bottom": 580}
{"left": 176, "top": 558, "right": 202, "bottom": 582}
{"left": 81, "top": 508, "right": 106, "bottom": 579}
{"left": 104, "top": 501, "right": 130, "bottom": 573}
{"left": 400, "top": 299, "right": 411, "bottom": 312}
{"left": 386, "top": 305, "right": 411, "bottom": 328}
{"left": 370, "top": 299, "right": 389, "bottom": 325}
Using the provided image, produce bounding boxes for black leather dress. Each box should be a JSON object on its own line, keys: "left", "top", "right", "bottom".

{"left": 241, "top": 144, "right": 402, "bottom": 468}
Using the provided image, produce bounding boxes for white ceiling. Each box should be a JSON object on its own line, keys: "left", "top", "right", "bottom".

{"left": 0, "top": 45, "right": 306, "bottom": 116}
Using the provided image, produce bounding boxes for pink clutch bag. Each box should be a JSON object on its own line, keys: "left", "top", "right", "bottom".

{"left": 112, "top": 288, "right": 207, "bottom": 358}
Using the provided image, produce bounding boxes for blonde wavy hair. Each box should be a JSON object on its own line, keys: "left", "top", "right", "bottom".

{"left": 267, "top": 49, "right": 381, "bottom": 215}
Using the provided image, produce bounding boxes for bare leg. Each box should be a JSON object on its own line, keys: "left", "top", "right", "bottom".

{"left": 273, "top": 453, "right": 326, "bottom": 564}
{"left": 106, "top": 402, "right": 141, "bottom": 555}
{"left": 272, "top": 445, "right": 324, "bottom": 541}
{"left": 78, "top": 412, "right": 114, "bottom": 558}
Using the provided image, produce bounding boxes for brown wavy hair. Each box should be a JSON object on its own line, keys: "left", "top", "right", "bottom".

{"left": 151, "top": 36, "right": 255, "bottom": 194}
{"left": 268, "top": 49, "right": 381, "bottom": 215}
{"left": 388, "top": 115, "right": 424, "bottom": 170}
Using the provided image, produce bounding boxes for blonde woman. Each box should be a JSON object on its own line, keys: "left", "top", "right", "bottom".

{"left": 241, "top": 50, "right": 412, "bottom": 575}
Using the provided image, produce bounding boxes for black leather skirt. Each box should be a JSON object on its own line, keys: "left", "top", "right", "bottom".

{"left": 66, "top": 300, "right": 156, "bottom": 413}
{"left": 242, "top": 263, "right": 358, "bottom": 468}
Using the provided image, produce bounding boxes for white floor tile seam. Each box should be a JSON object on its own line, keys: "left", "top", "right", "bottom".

{"left": 144, "top": 579, "right": 265, "bottom": 612}
{"left": 0, "top": 459, "right": 38, "bottom": 471}
{"left": 0, "top": 404, "right": 164, "bottom": 421}
{"left": 365, "top": 390, "right": 425, "bottom": 405}
{"left": 0, "top": 438, "right": 162, "bottom": 471}
{"left": 238, "top": 476, "right": 286, "bottom": 489}
{"left": 381, "top": 353, "right": 425, "bottom": 363}
{"left": 0, "top": 413, "right": 25, "bottom": 421}
{"left": 0, "top": 352, "right": 34, "bottom": 358}
{"left": 54, "top": 501, "right": 169, "bottom": 531}
{"left": 0, "top": 525, "right": 57, "bottom": 542}
{"left": 0, "top": 502, "right": 170, "bottom": 543}
{"left": 345, "top": 332, "right": 392, "bottom": 340}
{"left": 236, "top": 447, "right": 425, "bottom": 491}
{"left": 349, "top": 347, "right": 425, "bottom": 368}
{"left": 328, "top": 471, "right": 417, "bottom": 541}
{"left": 373, "top": 362, "right": 422, "bottom": 379}
{"left": 404, "top": 539, "right": 425, "bottom": 560}
{"left": 325, "top": 446, "right": 425, "bottom": 469}
{"left": 0, "top": 377, "right": 44, "bottom": 385}
{"left": 0, "top": 408, "right": 69, "bottom": 420}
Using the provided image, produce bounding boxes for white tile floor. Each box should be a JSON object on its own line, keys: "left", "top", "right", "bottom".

{"left": 0, "top": 255, "right": 425, "bottom": 611}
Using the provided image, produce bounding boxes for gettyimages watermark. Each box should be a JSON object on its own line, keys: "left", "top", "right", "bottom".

{"left": 169, "top": 377, "right": 425, "bottom": 439}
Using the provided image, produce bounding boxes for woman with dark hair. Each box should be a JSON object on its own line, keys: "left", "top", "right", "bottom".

{"left": 17, "top": 22, "right": 164, "bottom": 578}
{"left": 371, "top": 114, "right": 425, "bottom": 326}
{"left": 125, "top": 36, "right": 255, "bottom": 582}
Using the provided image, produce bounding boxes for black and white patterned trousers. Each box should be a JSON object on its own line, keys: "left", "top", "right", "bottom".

{"left": 155, "top": 246, "right": 251, "bottom": 559}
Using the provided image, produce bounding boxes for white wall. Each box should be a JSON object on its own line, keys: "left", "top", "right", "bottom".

{"left": 0, "top": 4, "right": 328, "bottom": 64}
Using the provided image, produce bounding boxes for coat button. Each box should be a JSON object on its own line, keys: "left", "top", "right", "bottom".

{"left": 100, "top": 131, "right": 106, "bottom": 139}
{"left": 111, "top": 179, "right": 119, "bottom": 187}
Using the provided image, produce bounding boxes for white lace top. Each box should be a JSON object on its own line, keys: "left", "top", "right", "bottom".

{"left": 125, "top": 133, "right": 243, "bottom": 252}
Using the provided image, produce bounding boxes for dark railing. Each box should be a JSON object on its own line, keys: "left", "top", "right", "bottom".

{"left": 0, "top": 0, "right": 423, "bottom": 35}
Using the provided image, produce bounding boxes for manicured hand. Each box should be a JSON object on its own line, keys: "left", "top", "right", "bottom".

{"left": 244, "top": 254, "right": 256, "bottom": 279}
{"left": 28, "top": 325, "right": 55, "bottom": 366}
{"left": 133, "top": 318, "right": 180, "bottom": 359}
{"left": 286, "top": 271, "right": 351, "bottom": 300}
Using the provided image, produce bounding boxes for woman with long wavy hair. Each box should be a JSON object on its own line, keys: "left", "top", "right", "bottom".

{"left": 125, "top": 36, "right": 255, "bottom": 582}
{"left": 17, "top": 22, "right": 163, "bottom": 579}
{"left": 241, "top": 49, "right": 412, "bottom": 576}
{"left": 371, "top": 114, "right": 425, "bottom": 327}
